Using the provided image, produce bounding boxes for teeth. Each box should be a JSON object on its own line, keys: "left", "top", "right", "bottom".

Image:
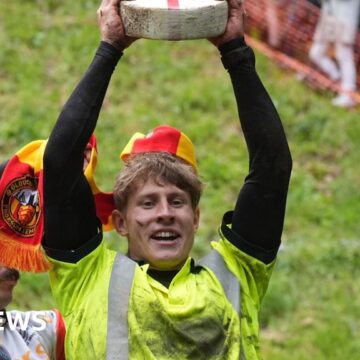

{"left": 152, "top": 231, "right": 178, "bottom": 240}
{"left": 155, "top": 232, "right": 175, "bottom": 237}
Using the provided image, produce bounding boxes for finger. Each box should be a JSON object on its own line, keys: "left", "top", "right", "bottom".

{"left": 228, "top": 0, "right": 243, "bottom": 10}
{"left": 97, "top": 0, "right": 114, "bottom": 14}
{"left": 98, "top": 0, "right": 121, "bottom": 16}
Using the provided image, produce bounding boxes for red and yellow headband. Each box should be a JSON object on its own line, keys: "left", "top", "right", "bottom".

{"left": 120, "top": 125, "right": 198, "bottom": 171}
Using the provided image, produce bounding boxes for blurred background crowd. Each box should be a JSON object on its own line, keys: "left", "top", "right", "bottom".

{"left": 245, "top": 0, "right": 360, "bottom": 108}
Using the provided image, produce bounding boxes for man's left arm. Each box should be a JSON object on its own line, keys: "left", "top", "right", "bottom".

{"left": 220, "top": 39, "right": 292, "bottom": 265}
{"left": 209, "top": 0, "right": 292, "bottom": 265}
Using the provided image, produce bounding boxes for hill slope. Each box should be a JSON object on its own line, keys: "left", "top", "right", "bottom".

{"left": 1, "top": 1, "right": 359, "bottom": 358}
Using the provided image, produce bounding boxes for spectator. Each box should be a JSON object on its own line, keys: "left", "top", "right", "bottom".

{"left": 0, "top": 265, "right": 65, "bottom": 359}
{"left": 265, "top": 0, "right": 285, "bottom": 48}
{"left": 309, "top": 0, "right": 360, "bottom": 107}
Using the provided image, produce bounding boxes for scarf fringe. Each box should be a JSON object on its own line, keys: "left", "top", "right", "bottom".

{"left": 0, "top": 235, "right": 51, "bottom": 272}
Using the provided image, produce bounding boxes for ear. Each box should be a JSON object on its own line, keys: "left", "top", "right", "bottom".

{"left": 112, "top": 209, "right": 129, "bottom": 236}
{"left": 194, "top": 207, "right": 200, "bottom": 231}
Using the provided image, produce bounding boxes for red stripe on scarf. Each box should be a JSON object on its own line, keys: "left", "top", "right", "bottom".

{"left": 93, "top": 192, "right": 115, "bottom": 230}
{"left": 54, "top": 309, "right": 66, "bottom": 360}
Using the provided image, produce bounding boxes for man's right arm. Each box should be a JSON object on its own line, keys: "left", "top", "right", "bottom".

{"left": 43, "top": 42, "right": 122, "bottom": 259}
{"left": 43, "top": 0, "right": 136, "bottom": 261}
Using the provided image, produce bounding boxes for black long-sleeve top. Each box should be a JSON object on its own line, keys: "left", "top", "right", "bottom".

{"left": 42, "top": 39, "right": 292, "bottom": 274}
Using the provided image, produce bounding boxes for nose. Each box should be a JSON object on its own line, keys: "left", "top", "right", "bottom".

{"left": 156, "top": 201, "right": 175, "bottom": 223}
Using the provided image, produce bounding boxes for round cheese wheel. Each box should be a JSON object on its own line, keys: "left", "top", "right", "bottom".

{"left": 120, "top": 0, "right": 228, "bottom": 40}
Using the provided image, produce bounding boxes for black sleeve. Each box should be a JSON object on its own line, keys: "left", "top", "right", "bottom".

{"left": 219, "top": 38, "right": 292, "bottom": 264}
{"left": 43, "top": 42, "right": 122, "bottom": 262}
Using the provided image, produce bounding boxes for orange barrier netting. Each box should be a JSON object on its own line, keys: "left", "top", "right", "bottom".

{"left": 244, "top": 0, "right": 360, "bottom": 104}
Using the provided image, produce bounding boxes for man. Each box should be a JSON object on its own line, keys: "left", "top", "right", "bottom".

{"left": 42, "top": 0, "right": 292, "bottom": 359}
{"left": 0, "top": 265, "right": 65, "bottom": 359}
{"left": 309, "top": 0, "right": 360, "bottom": 108}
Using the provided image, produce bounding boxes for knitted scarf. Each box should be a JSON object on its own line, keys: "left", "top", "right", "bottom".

{"left": 0, "top": 136, "right": 114, "bottom": 272}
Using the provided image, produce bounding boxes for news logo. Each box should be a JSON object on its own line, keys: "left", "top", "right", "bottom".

{"left": 0, "top": 311, "right": 47, "bottom": 331}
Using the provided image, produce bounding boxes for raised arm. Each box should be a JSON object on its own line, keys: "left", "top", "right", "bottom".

{"left": 209, "top": 0, "right": 292, "bottom": 264}
{"left": 43, "top": 0, "right": 137, "bottom": 260}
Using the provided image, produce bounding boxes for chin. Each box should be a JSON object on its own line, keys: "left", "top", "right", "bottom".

{"left": 150, "top": 256, "right": 185, "bottom": 270}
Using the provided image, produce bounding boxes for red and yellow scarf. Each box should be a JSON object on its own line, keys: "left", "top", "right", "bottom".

{"left": 0, "top": 136, "right": 114, "bottom": 272}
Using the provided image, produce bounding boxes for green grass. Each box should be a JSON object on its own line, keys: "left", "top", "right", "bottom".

{"left": 1, "top": 1, "right": 360, "bottom": 358}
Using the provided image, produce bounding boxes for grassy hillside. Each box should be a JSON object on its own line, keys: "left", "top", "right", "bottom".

{"left": 1, "top": 1, "right": 360, "bottom": 359}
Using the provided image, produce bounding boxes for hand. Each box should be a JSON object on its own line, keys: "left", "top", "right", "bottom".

{"left": 208, "top": 0, "right": 246, "bottom": 48}
{"left": 97, "top": 0, "right": 138, "bottom": 50}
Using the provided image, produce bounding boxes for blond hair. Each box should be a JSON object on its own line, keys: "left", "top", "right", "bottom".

{"left": 113, "top": 152, "right": 203, "bottom": 211}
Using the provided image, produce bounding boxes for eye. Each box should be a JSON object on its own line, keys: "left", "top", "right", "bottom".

{"left": 141, "top": 199, "right": 154, "bottom": 208}
{"left": 171, "top": 198, "right": 184, "bottom": 207}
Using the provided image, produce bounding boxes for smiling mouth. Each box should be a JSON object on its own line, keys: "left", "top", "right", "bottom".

{"left": 151, "top": 231, "right": 179, "bottom": 241}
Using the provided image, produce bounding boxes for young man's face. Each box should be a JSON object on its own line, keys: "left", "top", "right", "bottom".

{"left": 0, "top": 266, "right": 19, "bottom": 309}
{"left": 113, "top": 180, "right": 200, "bottom": 270}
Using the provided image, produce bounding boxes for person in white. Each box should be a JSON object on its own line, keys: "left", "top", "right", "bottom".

{"left": 0, "top": 266, "right": 65, "bottom": 360}
{"left": 265, "top": 0, "right": 284, "bottom": 48}
{"left": 309, "top": 0, "right": 360, "bottom": 108}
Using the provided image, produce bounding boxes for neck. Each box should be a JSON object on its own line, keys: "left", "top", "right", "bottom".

{"left": 147, "top": 268, "right": 179, "bottom": 288}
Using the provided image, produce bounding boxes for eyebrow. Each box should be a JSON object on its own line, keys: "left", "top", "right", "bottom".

{"left": 136, "top": 189, "right": 188, "bottom": 199}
